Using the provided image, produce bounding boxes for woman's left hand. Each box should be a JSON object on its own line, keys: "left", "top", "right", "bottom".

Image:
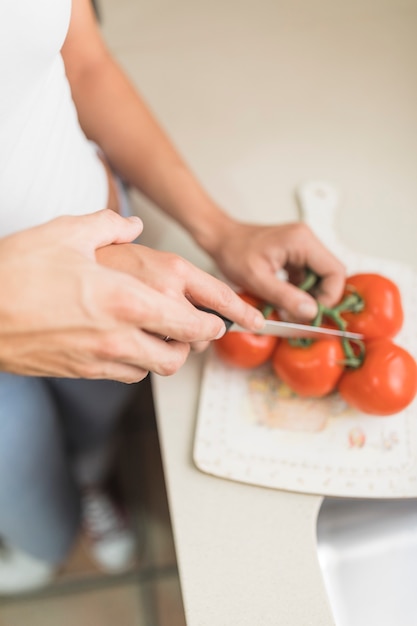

{"left": 206, "top": 219, "right": 346, "bottom": 321}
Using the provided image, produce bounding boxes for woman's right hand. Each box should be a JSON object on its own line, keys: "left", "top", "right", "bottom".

{"left": 0, "top": 210, "right": 263, "bottom": 382}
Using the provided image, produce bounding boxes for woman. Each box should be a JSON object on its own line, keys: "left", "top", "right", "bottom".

{"left": 0, "top": 0, "right": 344, "bottom": 593}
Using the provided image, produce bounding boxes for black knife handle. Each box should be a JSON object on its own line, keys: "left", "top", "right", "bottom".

{"left": 196, "top": 306, "right": 234, "bottom": 331}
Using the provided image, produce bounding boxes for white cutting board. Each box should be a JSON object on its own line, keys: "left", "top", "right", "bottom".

{"left": 193, "top": 181, "right": 417, "bottom": 498}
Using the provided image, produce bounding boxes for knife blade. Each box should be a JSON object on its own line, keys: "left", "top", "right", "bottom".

{"left": 197, "top": 307, "right": 363, "bottom": 340}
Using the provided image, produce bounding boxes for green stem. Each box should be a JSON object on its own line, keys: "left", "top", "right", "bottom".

{"left": 287, "top": 270, "right": 321, "bottom": 347}
{"left": 340, "top": 338, "right": 365, "bottom": 368}
{"left": 298, "top": 268, "right": 320, "bottom": 293}
{"left": 261, "top": 304, "right": 275, "bottom": 319}
{"left": 333, "top": 292, "right": 364, "bottom": 314}
{"left": 312, "top": 302, "right": 324, "bottom": 328}
{"left": 319, "top": 303, "right": 365, "bottom": 368}
{"left": 288, "top": 304, "right": 324, "bottom": 348}
{"left": 281, "top": 271, "right": 365, "bottom": 368}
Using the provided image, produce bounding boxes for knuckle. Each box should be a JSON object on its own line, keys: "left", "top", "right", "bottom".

{"left": 98, "top": 208, "right": 121, "bottom": 224}
{"left": 111, "top": 294, "right": 130, "bottom": 318}
{"left": 166, "top": 254, "right": 188, "bottom": 278}
{"left": 50, "top": 214, "right": 77, "bottom": 237}
{"left": 208, "top": 283, "right": 235, "bottom": 310}
{"left": 83, "top": 210, "right": 124, "bottom": 242}
{"left": 181, "top": 316, "right": 203, "bottom": 342}
{"left": 108, "top": 287, "right": 141, "bottom": 322}
{"left": 288, "top": 221, "right": 310, "bottom": 242}
{"left": 94, "top": 331, "right": 129, "bottom": 361}
{"left": 218, "top": 285, "right": 235, "bottom": 307}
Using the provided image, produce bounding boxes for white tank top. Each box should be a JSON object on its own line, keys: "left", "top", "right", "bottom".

{"left": 0, "top": 0, "right": 108, "bottom": 237}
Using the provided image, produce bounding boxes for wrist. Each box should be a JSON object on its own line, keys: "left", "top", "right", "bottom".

{"left": 189, "top": 203, "right": 238, "bottom": 256}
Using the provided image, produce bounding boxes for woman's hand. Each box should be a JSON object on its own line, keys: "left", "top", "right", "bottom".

{"left": 204, "top": 219, "right": 346, "bottom": 321}
{"left": 96, "top": 242, "right": 265, "bottom": 352}
{"left": 0, "top": 210, "right": 264, "bottom": 382}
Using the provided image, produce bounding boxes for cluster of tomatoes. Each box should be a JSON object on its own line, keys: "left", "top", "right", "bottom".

{"left": 214, "top": 273, "right": 417, "bottom": 416}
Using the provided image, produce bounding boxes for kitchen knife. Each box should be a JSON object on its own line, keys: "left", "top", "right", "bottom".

{"left": 197, "top": 307, "right": 363, "bottom": 340}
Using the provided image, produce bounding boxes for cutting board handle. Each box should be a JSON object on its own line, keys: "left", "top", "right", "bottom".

{"left": 296, "top": 181, "right": 340, "bottom": 245}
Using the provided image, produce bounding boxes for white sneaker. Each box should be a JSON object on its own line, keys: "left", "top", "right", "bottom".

{"left": 0, "top": 543, "right": 55, "bottom": 595}
{"left": 81, "top": 487, "right": 136, "bottom": 573}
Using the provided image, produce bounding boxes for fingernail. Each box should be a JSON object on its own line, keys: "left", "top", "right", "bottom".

{"left": 278, "top": 308, "right": 290, "bottom": 322}
{"left": 252, "top": 312, "right": 266, "bottom": 330}
{"left": 297, "top": 300, "right": 318, "bottom": 319}
{"left": 128, "top": 215, "right": 142, "bottom": 224}
{"left": 214, "top": 324, "right": 227, "bottom": 340}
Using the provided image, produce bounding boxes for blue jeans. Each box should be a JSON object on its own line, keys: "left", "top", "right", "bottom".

{"left": 0, "top": 374, "right": 136, "bottom": 564}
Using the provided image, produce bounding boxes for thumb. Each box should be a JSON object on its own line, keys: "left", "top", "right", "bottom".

{"left": 71, "top": 210, "right": 144, "bottom": 252}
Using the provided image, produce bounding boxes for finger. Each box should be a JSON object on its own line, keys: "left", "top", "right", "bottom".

{"left": 171, "top": 263, "right": 264, "bottom": 331}
{"left": 62, "top": 210, "right": 143, "bottom": 252}
{"left": 134, "top": 336, "right": 192, "bottom": 376}
{"left": 148, "top": 301, "right": 228, "bottom": 344}
{"left": 10, "top": 328, "right": 152, "bottom": 382}
{"left": 106, "top": 277, "right": 232, "bottom": 342}
{"left": 5, "top": 357, "right": 150, "bottom": 383}
{"left": 87, "top": 362, "right": 150, "bottom": 384}
{"left": 190, "top": 340, "right": 211, "bottom": 353}
{"left": 91, "top": 321, "right": 193, "bottom": 376}
{"left": 299, "top": 240, "right": 346, "bottom": 308}
{"left": 101, "top": 250, "right": 263, "bottom": 332}
{"left": 247, "top": 262, "right": 319, "bottom": 321}
{"left": 273, "top": 282, "right": 318, "bottom": 321}
{"left": 315, "top": 267, "right": 346, "bottom": 308}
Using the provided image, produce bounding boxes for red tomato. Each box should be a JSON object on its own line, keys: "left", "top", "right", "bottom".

{"left": 338, "top": 339, "right": 417, "bottom": 416}
{"left": 214, "top": 293, "right": 279, "bottom": 369}
{"left": 272, "top": 338, "right": 345, "bottom": 398}
{"left": 340, "top": 273, "right": 403, "bottom": 339}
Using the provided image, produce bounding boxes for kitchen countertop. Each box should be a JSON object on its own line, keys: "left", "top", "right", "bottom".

{"left": 100, "top": 0, "right": 417, "bottom": 622}
{"left": 152, "top": 357, "right": 335, "bottom": 625}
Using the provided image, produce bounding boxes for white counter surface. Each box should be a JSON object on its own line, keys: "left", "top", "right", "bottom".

{"left": 153, "top": 358, "right": 335, "bottom": 625}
